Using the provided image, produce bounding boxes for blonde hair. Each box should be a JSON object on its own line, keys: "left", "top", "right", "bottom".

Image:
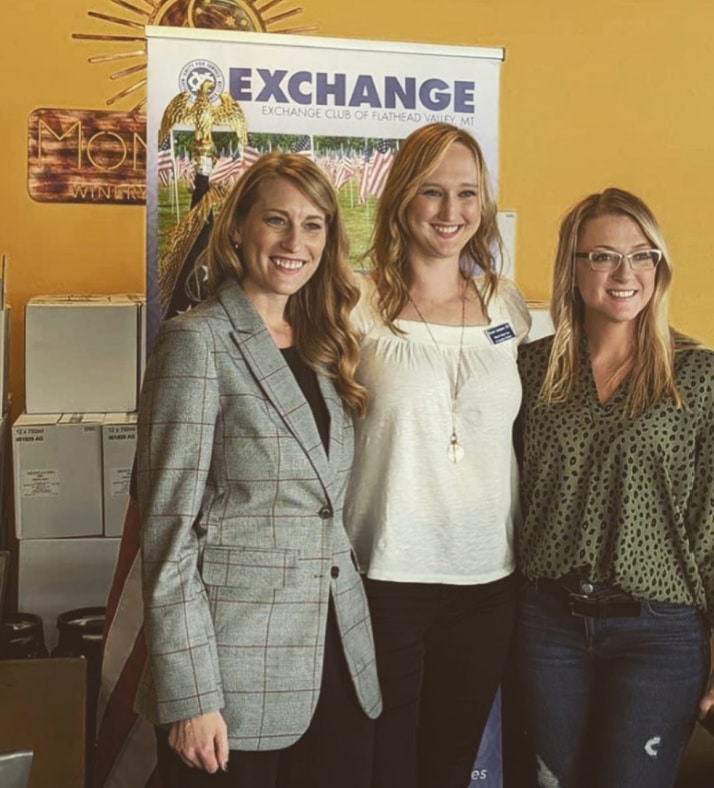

{"left": 200, "top": 152, "right": 367, "bottom": 415}
{"left": 366, "top": 123, "right": 502, "bottom": 327}
{"left": 543, "top": 187, "right": 691, "bottom": 415}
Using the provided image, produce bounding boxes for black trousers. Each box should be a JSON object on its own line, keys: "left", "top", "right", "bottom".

{"left": 155, "top": 599, "right": 374, "bottom": 788}
{"left": 366, "top": 574, "right": 517, "bottom": 788}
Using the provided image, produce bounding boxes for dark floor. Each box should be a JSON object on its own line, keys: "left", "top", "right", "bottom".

{"left": 674, "top": 722, "right": 714, "bottom": 788}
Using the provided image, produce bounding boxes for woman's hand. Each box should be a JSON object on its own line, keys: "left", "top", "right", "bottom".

{"left": 168, "top": 711, "right": 229, "bottom": 773}
{"left": 698, "top": 674, "right": 714, "bottom": 719}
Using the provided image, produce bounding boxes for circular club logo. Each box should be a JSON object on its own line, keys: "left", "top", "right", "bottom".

{"left": 179, "top": 60, "right": 225, "bottom": 99}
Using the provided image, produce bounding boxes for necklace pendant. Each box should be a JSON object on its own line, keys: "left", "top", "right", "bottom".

{"left": 447, "top": 433, "right": 464, "bottom": 464}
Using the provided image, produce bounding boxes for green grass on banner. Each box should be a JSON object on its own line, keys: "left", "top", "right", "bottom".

{"left": 157, "top": 176, "right": 380, "bottom": 272}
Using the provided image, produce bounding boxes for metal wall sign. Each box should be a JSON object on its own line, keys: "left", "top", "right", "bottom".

{"left": 28, "top": 109, "right": 146, "bottom": 205}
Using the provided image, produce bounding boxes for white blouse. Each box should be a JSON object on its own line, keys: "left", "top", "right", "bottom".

{"left": 344, "top": 275, "right": 531, "bottom": 584}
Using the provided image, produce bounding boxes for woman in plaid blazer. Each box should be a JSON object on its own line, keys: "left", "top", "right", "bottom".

{"left": 134, "top": 153, "right": 381, "bottom": 787}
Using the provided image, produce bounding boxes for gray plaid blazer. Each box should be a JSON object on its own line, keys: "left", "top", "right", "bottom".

{"left": 134, "top": 279, "right": 381, "bottom": 750}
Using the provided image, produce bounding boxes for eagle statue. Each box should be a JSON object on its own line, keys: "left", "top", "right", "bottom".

{"left": 158, "top": 78, "right": 248, "bottom": 171}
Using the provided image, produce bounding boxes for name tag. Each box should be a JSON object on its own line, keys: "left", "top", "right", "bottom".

{"left": 486, "top": 322, "right": 516, "bottom": 344}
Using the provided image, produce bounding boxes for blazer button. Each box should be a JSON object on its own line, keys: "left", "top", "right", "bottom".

{"left": 319, "top": 506, "right": 333, "bottom": 519}
{"left": 330, "top": 566, "right": 340, "bottom": 578}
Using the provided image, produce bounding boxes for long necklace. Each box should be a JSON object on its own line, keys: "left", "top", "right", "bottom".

{"left": 408, "top": 282, "right": 467, "bottom": 464}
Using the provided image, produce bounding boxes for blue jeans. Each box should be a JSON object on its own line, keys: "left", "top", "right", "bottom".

{"left": 515, "top": 580, "right": 710, "bottom": 788}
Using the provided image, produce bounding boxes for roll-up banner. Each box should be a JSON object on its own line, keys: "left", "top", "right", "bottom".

{"left": 146, "top": 30, "right": 503, "bottom": 784}
{"left": 146, "top": 27, "right": 504, "bottom": 340}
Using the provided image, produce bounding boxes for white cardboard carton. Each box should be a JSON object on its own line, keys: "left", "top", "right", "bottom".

{"left": 25, "top": 294, "right": 145, "bottom": 414}
{"left": 102, "top": 413, "right": 137, "bottom": 537}
{"left": 13, "top": 412, "right": 104, "bottom": 539}
{"left": 526, "top": 302, "right": 555, "bottom": 343}
{"left": 18, "top": 537, "right": 120, "bottom": 650}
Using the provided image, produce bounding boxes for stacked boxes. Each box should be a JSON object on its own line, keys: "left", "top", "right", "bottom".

{"left": 13, "top": 294, "right": 144, "bottom": 648}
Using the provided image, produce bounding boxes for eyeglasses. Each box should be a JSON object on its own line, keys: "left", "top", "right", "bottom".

{"left": 574, "top": 249, "right": 662, "bottom": 272}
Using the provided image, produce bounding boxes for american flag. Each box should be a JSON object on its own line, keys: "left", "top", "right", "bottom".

{"left": 156, "top": 145, "right": 174, "bottom": 188}
{"left": 290, "top": 134, "right": 314, "bottom": 159}
{"left": 209, "top": 144, "right": 265, "bottom": 185}
{"left": 176, "top": 154, "right": 195, "bottom": 190}
{"left": 92, "top": 499, "right": 160, "bottom": 788}
{"left": 359, "top": 140, "right": 394, "bottom": 203}
{"left": 208, "top": 153, "right": 244, "bottom": 185}
{"left": 316, "top": 155, "right": 337, "bottom": 186}
{"left": 92, "top": 174, "right": 215, "bottom": 788}
{"left": 237, "top": 145, "right": 262, "bottom": 175}
{"left": 333, "top": 154, "right": 358, "bottom": 191}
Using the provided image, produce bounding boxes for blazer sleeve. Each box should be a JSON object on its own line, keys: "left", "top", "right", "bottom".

{"left": 136, "top": 316, "right": 224, "bottom": 723}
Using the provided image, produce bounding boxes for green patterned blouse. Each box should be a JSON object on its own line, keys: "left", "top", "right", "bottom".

{"left": 516, "top": 335, "right": 714, "bottom": 623}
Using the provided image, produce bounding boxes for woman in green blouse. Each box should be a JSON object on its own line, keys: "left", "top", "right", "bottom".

{"left": 515, "top": 187, "right": 714, "bottom": 788}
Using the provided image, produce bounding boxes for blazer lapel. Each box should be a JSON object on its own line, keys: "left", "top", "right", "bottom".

{"left": 216, "top": 279, "right": 332, "bottom": 486}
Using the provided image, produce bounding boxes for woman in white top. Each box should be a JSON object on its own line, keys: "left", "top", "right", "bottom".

{"left": 345, "top": 123, "right": 530, "bottom": 788}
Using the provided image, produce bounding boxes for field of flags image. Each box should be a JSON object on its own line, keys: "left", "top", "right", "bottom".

{"left": 157, "top": 132, "right": 400, "bottom": 267}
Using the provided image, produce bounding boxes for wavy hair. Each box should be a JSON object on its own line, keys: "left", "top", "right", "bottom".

{"left": 543, "top": 187, "right": 693, "bottom": 415}
{"left": 199, "top": 152, "right": 367, "bottom": 415}
{"left": 366, "top": 123, "right": 502, "bottom": 327}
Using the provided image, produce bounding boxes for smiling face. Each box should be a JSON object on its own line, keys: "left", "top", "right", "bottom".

{"left": 574, "top": 213, "right": 657, "bottom": 331}
{"left": 404, "top": 141, "right": 481, "bottom": 266}
{"left": 233, "top": 176, "right": 327, "bottom": 307}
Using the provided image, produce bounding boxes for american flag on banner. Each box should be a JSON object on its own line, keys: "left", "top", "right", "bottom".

{"left": 237, "top": 145, "right": 262, "bottom": 175}
{"left": 176, "top": 154, "right": 195, "bottom": 190}
{"left": 359, "top": 140, "right": 395, "bottom": 203}
{"left": 209, "top": 144, "right": 264, "bottom": 186}
{"left": 316, "top": 154, "right": 337, "bottom": 186}
{"left": 334, "top": 154, "right": 357, "bottom": 191}
{"left": 208, "top": 153, "right": 244, "bottom": 185}
{"left": 157, "top": 145, "right": 174, "bottom": 188}
{"left": 290, "top": 134, "right": 314, "bottom": 159}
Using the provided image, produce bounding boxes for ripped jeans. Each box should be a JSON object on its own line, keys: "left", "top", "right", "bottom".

{"left": 514, "top": 580, "right": 710, "bottom": 788}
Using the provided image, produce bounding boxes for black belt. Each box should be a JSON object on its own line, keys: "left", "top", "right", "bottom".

{"left": 536, "top": 577, "right": 642, "bottom": 618}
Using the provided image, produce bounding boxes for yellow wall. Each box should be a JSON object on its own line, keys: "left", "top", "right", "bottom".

{"left": 2, "top": 0, "right": 714, "bottom": 414}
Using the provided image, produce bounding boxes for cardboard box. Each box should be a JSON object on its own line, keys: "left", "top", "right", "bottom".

{"left": 13, "top": 412, "right": 104, "bottom": 539}
{"left": 0, "top": 658, "right": 86, "bottom": 787}
{"left": 17, "top": 537, "right": 120, "bottom": 650}
{"left": 526, "top": 301, "right": 555, "bottom": 343}
{"left": 102, "top": 413, "right": 137, "bottom": 537}
{"left": 25, "top": 293, "right": 145, "bottom": 414}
